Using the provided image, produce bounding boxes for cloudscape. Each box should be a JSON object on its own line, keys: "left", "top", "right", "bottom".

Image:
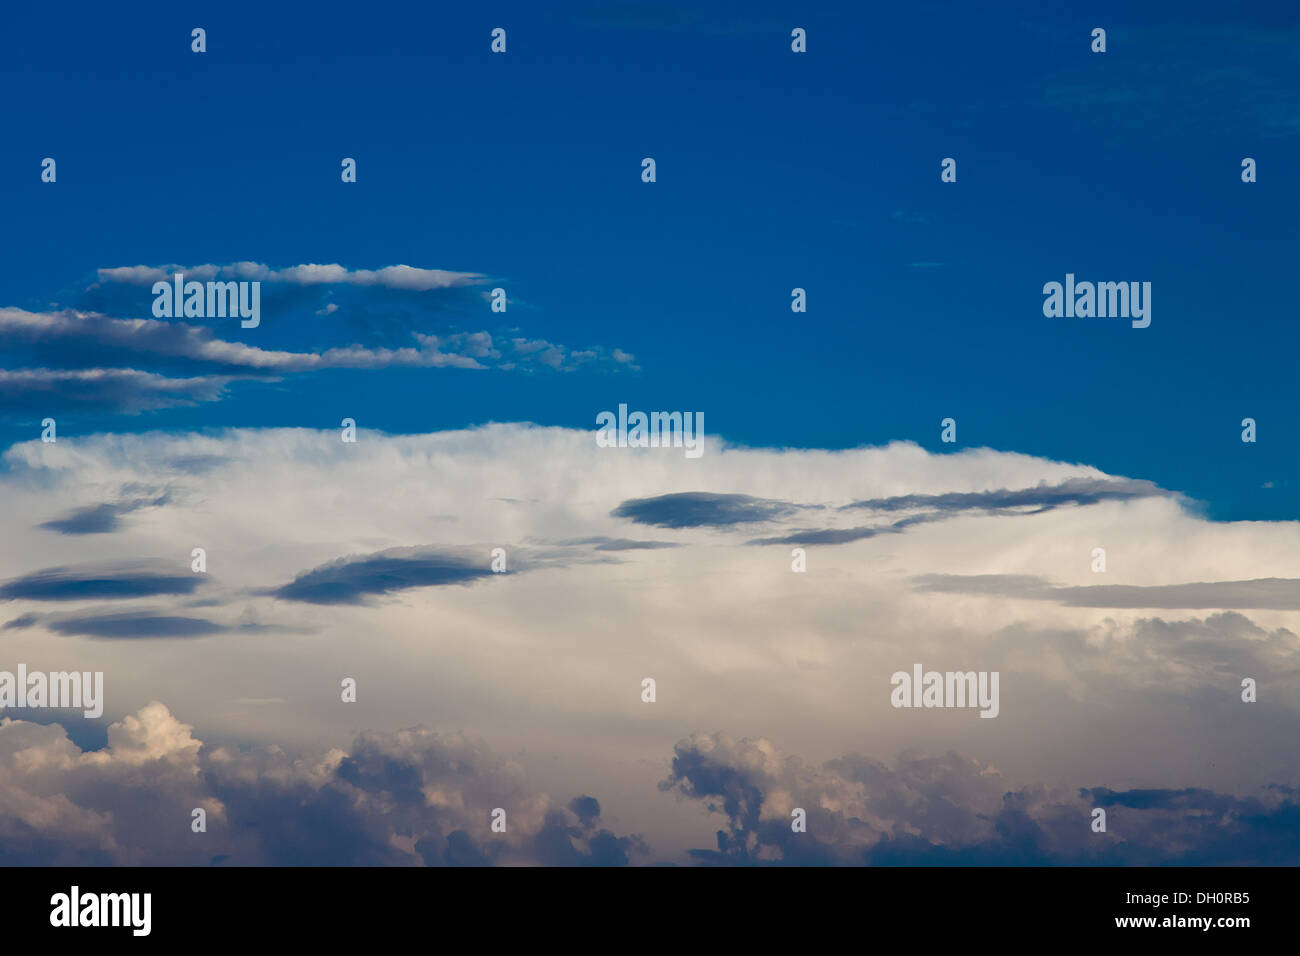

{"left": 1, "top": 0, "right": 1298, "bottom": 871}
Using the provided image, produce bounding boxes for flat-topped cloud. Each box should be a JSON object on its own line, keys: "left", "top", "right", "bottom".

{"left": 1, "top": 425, "right": 1298, "bottom": 861}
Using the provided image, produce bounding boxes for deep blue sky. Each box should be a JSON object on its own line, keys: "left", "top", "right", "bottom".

{"left": 2, "top": 0, "right": 1297, "bottom": 519}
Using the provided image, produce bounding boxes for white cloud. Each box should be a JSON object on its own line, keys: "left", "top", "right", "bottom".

{"left": 1, "top": 426, "right": 1298, "bottom": 860}
{"left": 96, "top": 262, "right": 486, "bottom": 291}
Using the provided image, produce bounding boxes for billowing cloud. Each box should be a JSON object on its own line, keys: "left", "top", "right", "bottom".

{"left": 1, "top": 426, "right": 1298, "bottom": 863}
{"left": 0, "top": 703, "right": 646, "bottom": 865}
{"left": 662, "top": 733, "right": 1300, "bottom": 865}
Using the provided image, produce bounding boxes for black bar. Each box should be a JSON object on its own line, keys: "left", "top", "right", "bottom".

{"left": 3, "top": 866, "right": 1285, "bottom": 942}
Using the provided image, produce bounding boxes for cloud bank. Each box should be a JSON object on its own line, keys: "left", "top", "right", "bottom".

{"left": 1, "top": 425, "right": 1298, "bottom": 862}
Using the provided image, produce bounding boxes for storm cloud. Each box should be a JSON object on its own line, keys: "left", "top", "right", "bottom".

{"left": 662, "top": 733, "right": 1300, "bottom": 865}
{"left": 0, "top": 704, "right": 647, "bottom": 866}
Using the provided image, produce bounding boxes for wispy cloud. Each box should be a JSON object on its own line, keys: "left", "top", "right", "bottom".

{"left": 0, "top": 561, "right": 204, "bottom": 602}
{"left": 39, "top": 492, "right": 170, "bottom": 535}
{"left": 1, "top": 263, "right": 640, "bottom": 419}
{"left": 96, "top": 262, "right": 486, "bottom": 291}
{"left": 912, "top": 573, "right": 1300, "bottom": 610}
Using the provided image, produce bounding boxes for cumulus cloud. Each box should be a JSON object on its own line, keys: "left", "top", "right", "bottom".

{"left": 1, "top": 701, "right": 1295, "bottom": 865}
{"left": 0, "top": 703, "right": 646, "bottom": 865}
{"left": 661, "top": 733, "right": 1300, "bottom": 865}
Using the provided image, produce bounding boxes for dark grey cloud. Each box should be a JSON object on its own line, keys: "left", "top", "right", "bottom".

{"left": 0, "top": 562, "right": 202, "bottom": 601}
{"left": 0, "top": 708, "right": 108, "bottom": 752}
{"left": 38, "top": 493, "right": 170, "bottom": 535}
{"left": 741, "top": 478, "right": 1175, "bottom": 548}
{"left": 553, "top": 536, "right": 681, "bottom": 551}
{"left": 911, "top": 574, "right": 1053, "bottom": 597}
{"left": 43, "top": 610, "right": 224, "bottom": 639}
{"left": 843, "top": 477, "right": 1175, "bottom": 516}
{"left": 1056, "top": 612, "right": 1300, "bottom": 692}
{"left": 0, "top": 706, "right": 647, "bottom": 866}
{"left": 0, "top": 293, "right": 634, "bottom": 419}
{"left": 6, "top": 603, "right": 228, "bottom": 639}
{"left": 272, "top": 546, "right": 498, "bottom": 605}
{"left": 568, "top": 795, "right": 603, "bottom": 826}
{"left": 612, "top": 492, "right": 798, "bottom": 529}
{"left": 912, "top": 574, "right": 1300, "bottom": 610}
{"left": 39, "top": 504, "right": 122, "bottom": 535}
{"left": 0, "top": 368, "right": 234, "bottom": 416}
{"left": 749, "top": 514, "right": 942, "bottom": 546}
{"left": 662, "top": 733, "right": 1300, "bottom": 865}
{"left": 0, "top": 703, "right": 1295, "bottom": 865}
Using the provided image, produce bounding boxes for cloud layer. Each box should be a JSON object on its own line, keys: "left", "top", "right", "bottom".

{"left": 1, "top": 264, "right": 637, "bottom": 418}
{"left": 1, "top": 425, "right": 1298, "bottom": 862}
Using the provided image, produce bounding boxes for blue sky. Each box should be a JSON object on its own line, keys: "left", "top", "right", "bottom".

{"left": 2, "top": 0, "right": 1297, "bottom": 519}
